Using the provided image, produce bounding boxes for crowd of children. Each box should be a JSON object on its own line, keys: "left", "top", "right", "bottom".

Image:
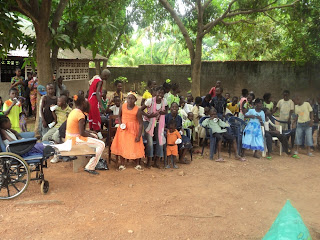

{"left": 1, "top": 69, "right": 319, "bottom": 175}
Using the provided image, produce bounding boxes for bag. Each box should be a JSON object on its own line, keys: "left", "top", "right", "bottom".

{"left": 95, "top": 158, "right": 109, "bottom": 170}
{"left": 263, "top": 200, "right": 311, "bottom": 240}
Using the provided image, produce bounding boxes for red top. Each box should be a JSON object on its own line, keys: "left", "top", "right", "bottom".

{"left": 209, "top": 87, "right": 216, "bottom": 98}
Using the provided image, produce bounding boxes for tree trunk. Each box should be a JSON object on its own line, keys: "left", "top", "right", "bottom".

{"left": 191, "top": 37, "right": 202, "bottom": 97}
{"left": 34, "top": 22, "right": 52, "bottom": 135}
{"left": 51, "top": 45, "right": 59, "bottom": 75}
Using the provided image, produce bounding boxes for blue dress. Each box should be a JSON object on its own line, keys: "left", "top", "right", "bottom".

{"left": 242, "top": 109, "right": 265, "bottom": 151}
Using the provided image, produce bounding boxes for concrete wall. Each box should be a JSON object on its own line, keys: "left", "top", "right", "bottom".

{"left": 0, "top": 61, "right": 318, "bottom": 100}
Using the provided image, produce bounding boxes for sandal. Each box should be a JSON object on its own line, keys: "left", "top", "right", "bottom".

{"left": 266, "top": 156, "right": 272, "bottom": 160}
{"left": 292, "top": 154, "right": 300, "bottom": 159}
{"left": 134, "top": 165, "right": 144, "bottom": 171}
{"left": 215, "top": 158, "right": 225, "bottom": 162}
{"left": 118, "top": 165, "right": 126, "bottom": 171}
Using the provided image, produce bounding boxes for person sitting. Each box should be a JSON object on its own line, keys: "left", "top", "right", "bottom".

{"left": 66, "top": 95, "right": 105, "bottom": 175}
{"left": 272, "top": 90, "right": 294, "bottom": 131}
{"left": 202, "top": 109, "right": 244, "bottom": 162}
{"left": 111, "top": 91, "right": 145, "bottom": 171}
{"left": 178, "top": 97, "right": 188, "bottom": 122}
{"left": 186, "top": 92, "right": 194, "bottom": 105}
{"left": 263, "top": 108, "right": 291, "bottom": 159}
{"left": 166, "top": 120, "right": 182, "bottom": 169}
{"left": 263, "top": 93, "right": 274, "bottom": 112}
{"left": 201, "top": 94, "right": 212, "bottom": 108}
{"left": 40, "top": 83, "right": 57, "bottom": 138}
{"left": 227, "top": 96, "right": 239, "bottom": 116}
{"left": 192, "top": 97, "right": 205, "bottom": 143}
{"left": 183, "top": 112, "right": 195, "bottom": 141}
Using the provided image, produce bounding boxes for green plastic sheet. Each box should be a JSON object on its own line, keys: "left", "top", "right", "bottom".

{"left": 263, "top": 200, "right": 311, "bottom": 240}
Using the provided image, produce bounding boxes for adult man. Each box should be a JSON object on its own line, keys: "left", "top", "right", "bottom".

{"left": 55, "top": 76, "right": 67, "bottom": 97}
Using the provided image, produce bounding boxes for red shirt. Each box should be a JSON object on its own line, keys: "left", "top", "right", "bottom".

{"left": 209, "top": 87, "right": 216, "bottom": 98}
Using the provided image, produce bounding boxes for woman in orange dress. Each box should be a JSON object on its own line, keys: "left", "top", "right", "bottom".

{"left": 111, "top": 91, "right": 144, "bottom": 170}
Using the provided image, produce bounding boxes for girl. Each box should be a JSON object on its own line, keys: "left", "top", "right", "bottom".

{"left": 192, "top": 96, "right": 205, "bottom": 143}
{"left": 242, "top": 93, "right": 255, "bottom": 116}
{"left": 167, "top": 83, "right": 180, "bottom": 108}
{"left": 111, "top": 80, "right": 124, "bottom": 105}
{"left": 242, "top": 98, "right": 265, "bottom": 158}
{"left": 66, "top": 95, "right": 105, "bottom": 175}
{"left": 239, "top": 88, "right": 249, "bottom": 120}
{"left": 141, "top": 80, "right": 157, "bottom": 106}
{"left": 111, "top": 91, "right": 145, "bottom": 170}
{"left": 263, "top": 93, "right": 274, "bottom": 111}
{"left": 28, "top": 72, "right": 38, "bottom": 117}
{"left": 163, "top": 82, "right": 171, "bottom": 103}
{"left": 141, "top": 86, "right": 168, "bottom": 168}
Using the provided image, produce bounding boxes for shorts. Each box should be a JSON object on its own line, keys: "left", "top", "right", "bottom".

{"left": 167, "top": 145, "right": 178, "bottom": 156}
{"left": 213, "top": 132, "right": 235, "bottom": 143}
{"left": 295, "top": 122, "right": 313, "bottom": 146}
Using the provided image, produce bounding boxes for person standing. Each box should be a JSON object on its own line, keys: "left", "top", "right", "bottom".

{"left": 209, "top": 81, "right": 221, "bottom": 98}
{"left": 55, "top": 76, "right": 66, "bottom": 97}
{"left": 11, "top": 68, "right": 25, "bottom": 97}
{"left": 88, "top": 69, "right": 111, "bottom": 136}
{"left": 28, "top": 72, "right": 38, "bottom": 117}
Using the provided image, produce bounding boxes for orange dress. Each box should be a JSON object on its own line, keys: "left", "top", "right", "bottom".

{"left": 111, "top": 103, "right": 145, "bottom": 159}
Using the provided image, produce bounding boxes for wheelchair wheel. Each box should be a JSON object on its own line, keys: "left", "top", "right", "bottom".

{"left": 0, "top": 153, "right": 30, "bottom": 200}
{"left": 40, "top": 180, "right": 49, "bottom": 194}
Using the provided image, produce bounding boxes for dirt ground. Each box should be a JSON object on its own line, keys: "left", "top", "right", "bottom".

{"left": 1, "top": 143, "right": 320, "bottom": 240}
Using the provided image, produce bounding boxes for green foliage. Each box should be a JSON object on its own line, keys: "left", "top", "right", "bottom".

{"left": 138, "top": 81, "right": 147, "bottom": 95}
{"left": 114, "top": 76, "right": 128, "bottom": 84}
{"left": 165, "top": 78, "right": 171, "bottom": 83}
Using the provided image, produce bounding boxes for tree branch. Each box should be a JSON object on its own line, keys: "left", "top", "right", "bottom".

{"left": 15, "top": 0, "right": 39, "bottom": 24}
{"left": 39, "top": 0, "right": 52, "bottom": 23}
{"left": 184, "top": 0, "right": 197, "bottom": 11}
{"left": 203, "top": 0, "right": 237, "bottom": 31}
{"left": 51, "top": 0, "right": 69, "bottom": 31}
{"left": 159, "top": 0, "right": 195, "bottom": 59}
{"left": 221, "top": 19, "right": 255, "bottom": 25}
{"left": 203, "top": 0, "right": 212, "bottom": 10}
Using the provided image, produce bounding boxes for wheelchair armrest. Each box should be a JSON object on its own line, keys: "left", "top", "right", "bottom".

{"left": 7, "top": 138, "right": 38, "bottom": 156}
{"left": 19, "top": 132, "right": 35, "bottom": 139}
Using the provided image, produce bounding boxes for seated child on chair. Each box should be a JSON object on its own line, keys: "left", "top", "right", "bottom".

{"left": 183, "top": 112, "right": 195, "bottom": 140}
{"left": 202, "top": 109, "right": 244, "bottom": 162}
{"left": 166, "top": 120, "right": 182, "bottom": 169}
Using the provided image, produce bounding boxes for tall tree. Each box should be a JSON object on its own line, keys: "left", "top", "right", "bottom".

{"left": 158, "top": 0, "right": 299, "bottom": 96}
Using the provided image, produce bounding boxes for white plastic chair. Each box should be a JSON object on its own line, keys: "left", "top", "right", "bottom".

{"left": 262, "top": 125, "right": 283, "bottom": 157}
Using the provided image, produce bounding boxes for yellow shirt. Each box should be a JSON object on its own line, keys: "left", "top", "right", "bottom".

{"left": 227, "top": 103, "right": 239, "bottom": 115}
{"left": 55, "top": 105, "right": 72, "bottom": 128}
{"left": 3, "top": 99, "right": 22, "bottom": 133}
{"left": 142, "top": 90, "right": 152, "bottom": 100}
{"left": 295, "top": 102, "right": 313, "bottom": 123}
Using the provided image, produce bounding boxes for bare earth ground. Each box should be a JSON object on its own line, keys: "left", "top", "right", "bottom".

{"left": 0, "top": 142, "right": 320, "bottom": 240}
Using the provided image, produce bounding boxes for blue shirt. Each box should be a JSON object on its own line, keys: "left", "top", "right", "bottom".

{"left": 245, "top": 109, "right": 265, "bottom": 124}
{"left": 165, "top": 113, "right": 182, "bottom": 130}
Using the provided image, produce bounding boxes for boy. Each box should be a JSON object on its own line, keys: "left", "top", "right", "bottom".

{"left": 106, "top": 96, "right": 121, "bottom": 125}
{"left": 273, "top": 90, "right": 294, "bottom": 130}
{"left": 209, "top": 80, "right": 221, "bottom": 98}
{"left": 225, "top": 93, "right": 231, "bottom": 103}
{"left": 100, "top": 89, "right": 109, "bottom": 129}
{"left": 186, "top": 92, "right": 194, "bottom": 105}
{"left": 201, "top": 94, "right": 212, "bottom": 108}
{"left": 40, "top": 84, "right": 57, "bottom": 138}
{"left": 202, "top": 109, "right": 243, "bottom": 161}
{"left": 43, "top": 95, "right": 71, "bottom": 143}
{"left": 3, "top": 88, "right": 22, "bottom": 132}
{"left": 293, "top": 95, "right": 314, "bottom": 157}
{"left": 183, "top": 112, "right": 195, "bottom": 140}
{"left": 312, "top": 94, "right": 320, "bottom": 149}
{"left": 166, "top": 120, "right": 182, "bottom": 169}
{"left": 11, "top": 68, "right": 25, "bottom": 97}
{"left": 227, "top": 96, "right": 239, "bottom": 116}
{"left": 55, "top": 76, "right": 66, "bottom": 97}
{"left": 210, "top": 87, "right": 227, "bottom": 118}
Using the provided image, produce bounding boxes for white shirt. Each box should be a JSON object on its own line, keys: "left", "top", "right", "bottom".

{"left": 145, "top": 98, "right": 168, "bottom": 111}
{"left": 109, "top": 105, "right": 120, "bottom": 115}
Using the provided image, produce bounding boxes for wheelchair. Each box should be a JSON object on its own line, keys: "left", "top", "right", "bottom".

{"left": 0, "top": 132, "right": 55, "bottom": 200}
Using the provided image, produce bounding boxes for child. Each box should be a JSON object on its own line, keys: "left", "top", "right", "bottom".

{"left": 100, "top": 89, "right": 109, "bottom": 112}
{"left": 111, "top": 80, "right": 124, "bottom": 105}
{"left": 166, "top": 120, "right": 182, "bottom": 169}
{"left": 111, "top": 91, "right": 145, "bottom": 171}
{"left": 28, "top": 72, "right": 38, "bottom": 117}
{"left": 225, "top": 93, "right": 231, "bottom": 103}
{"left": 210, "top": 87, "right": 227, "bottom": 118}
{"left": 192, "top": 97, "right": 205, "bottom": 141}
{"left": 227, "top": 96, "right": 239, "bottom": 116}
{"left": 107, "top": 96, "right": 121, "bottom": 125}
{"left": 61, "top": 90, "right": 73, "bottom": 108}
{"left": 141, "top": 80, "right": 157, "bottom": 106}
{"left": 40, "top": 84, "right": 57, "bottom": 138}
{"left": 183, "top": 112, "right": 195, "bottom": 140}
{"left": 263, "top": 108, "right": 291, "bottom": 159}
{"left": 242, "top": 93, "right": 255, "bottom": 116}
{"left": 239, "top": 88, "right": 249, "bottom": 120}
{"left": 273, "top": 90, "right": 294, "bottom": 131}
{"left": 292, "top": 95, "right": 314, "bottom": 158}
{"left": 178, "top": 97, "right": 188, "bottom": 122}
{"left": 312, "top": 94, "right": 320, "bottom": 149}
{"left": 66, "top": 95, "right": 105, "bottom": 175}
{"left": 18, "top": 97, "right": 27, "bottom": 132}
{"left": 209, "top": 81, "right": 221, "bottom": 98}
{"left": 43, "top": 95, "right": 72, "bottom": 145}
{"left": 167, "top": 83, "right": 180, "bottom": 108}
{"left": 3, "top": 88, "right": 22, "bottom": 133}
{"left": 242, "top": 98, "right": 265, "bottom": 158}
{"left": 78, "top": 90, "right": 85, "bottom": 98}
{"left": 263, "top": 93, "right": 274, "bottom": 111}
{"left": 11, "top": 68, "right": 25, "bottom": 97}
{"left": 202, "top": 109, "right": 244, "bottom": 161}
{"left": 186, "top": 92, "right": 194, "bottom": 105}
{"left": 201, "top": 94, "right": 212, "bottom": 108}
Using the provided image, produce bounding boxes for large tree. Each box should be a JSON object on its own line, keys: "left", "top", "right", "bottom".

{"left": 158, "top": 0, "right": 299, "bottom": 96}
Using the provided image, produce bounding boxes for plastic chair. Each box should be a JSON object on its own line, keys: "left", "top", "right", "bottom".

{"left": 227, "top": 116, "right": 247, "bottom": 155}
{"left": 199, "top": 116, "right": 216, "bottom": 160}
